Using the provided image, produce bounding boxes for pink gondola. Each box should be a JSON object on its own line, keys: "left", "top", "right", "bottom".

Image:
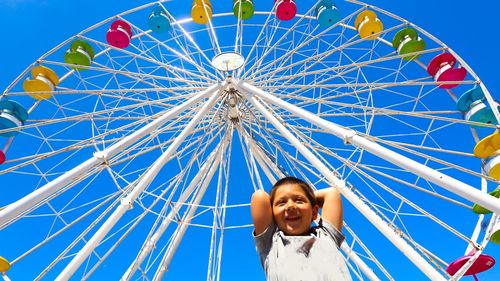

{"left": 0, "top": 150, "right": 5, "bottom": 164}
{"left": 446, "top": 253, "right": 495, "bottom": 280}
{"left": 427, "top": 53, "right": 466, "bottom": 89}
{"left": 275, "top": 0, "right": 297, "bottom": 21}
{"left": 106, "top": 20, "right": 133, "bottom": 49}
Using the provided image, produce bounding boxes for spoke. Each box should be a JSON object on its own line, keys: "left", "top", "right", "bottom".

{"left": 12, "top": 185, "right": 119, "bottom": 266}
{"left": 206, "top": 127, "right": 233, "bottom": 281}
{"left": 33, "top": 187, "right": 125, "bottom": 281}
{"left": 236, "top": 11, "right": 276, "bottom": 78}
{"left": 151, "top": 126, "right": 232, "bottom": 281}
{"left": 124, "top": 21, "right": 218, "bottom": 81}
{"left": 244, "top": 8, "right": 363, "bottom": 81}
{"left": 252, "top": 41, "right": 431, "bottom": 85}
{"left": 163, "top": 9, "right": 218, "bottom": 73}
{"left": 242, "top": 6, "right": 318, "bottom": 78}
{"left": 342, "top": 223, "right": 391, "bottom": 280}
{"left": 122, "top": 140, "right": 222, "bottom": 280}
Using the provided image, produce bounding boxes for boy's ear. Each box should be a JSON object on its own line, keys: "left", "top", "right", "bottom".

{"left": 312, "top": 204, "right": 320, "bottom": 220}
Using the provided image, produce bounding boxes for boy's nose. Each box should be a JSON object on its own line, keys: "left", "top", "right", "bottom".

{"left": 285, "top": 200, "right": 296, "bottom": 210}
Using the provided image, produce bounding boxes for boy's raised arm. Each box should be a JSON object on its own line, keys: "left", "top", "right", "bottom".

{"left": 251, "top": 190, "right": 273, "bottom": 235}
{"left": 315, "top": 187, "right": 343, "bottom": 232}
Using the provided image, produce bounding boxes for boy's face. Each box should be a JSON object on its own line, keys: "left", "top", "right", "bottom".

{"left": 272, "top": 184, "right": 319, "bottom": 235}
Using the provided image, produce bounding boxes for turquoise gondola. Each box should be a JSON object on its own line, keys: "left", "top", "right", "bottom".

{"left": 457, "top": 86, "right": 500, "bottom": 126}
{"left": 0, "top": 99, "right": 29, "bottom": 138}
{"left": 315, "top": 0, "right": 340, "bottom": 27}
{"left": 149, "top": 6, "right": 172, "bottom": 33}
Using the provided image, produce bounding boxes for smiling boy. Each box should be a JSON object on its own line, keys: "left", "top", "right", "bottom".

{"left": 251, "top": 176, "right": 352, "bottom": 281}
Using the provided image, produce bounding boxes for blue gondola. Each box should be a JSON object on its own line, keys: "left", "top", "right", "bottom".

{"left": 315, "top": 0, "right": 340, "bottom": 27}
{"left": 0, "top": 99, "right": 29, "bottom": 138}
{"left": 149, "top": 6, "right": 172, "bottom": 33}
{"left": 457, "top": 86, "right": 500, "bottom": 126}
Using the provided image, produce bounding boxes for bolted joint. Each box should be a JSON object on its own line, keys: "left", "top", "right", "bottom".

{"left": 120, "top": 197, "right": 134, "bottom": 209}
{"left": 93, "top": 150, "right": 109, "bottom": 163}
{"left": 335, "top": 179, "right": 347, "bottom": 189}
{"left": 343, "top": 130, "right": 357, "bottom": 145}
{"left": 146, "top": 239, "right": 157, "bottom": 249}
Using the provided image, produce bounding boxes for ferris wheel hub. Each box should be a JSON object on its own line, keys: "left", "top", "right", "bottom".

{"left": 211, "top": 52, "right": 244, "bottom": 72}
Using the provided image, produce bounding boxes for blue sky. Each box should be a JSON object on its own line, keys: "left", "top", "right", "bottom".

{"left": 0, "top": 0, "right": 498, "bottom": 97}
{"left": 1, "top": 0, "right": 500, "bottom": 280}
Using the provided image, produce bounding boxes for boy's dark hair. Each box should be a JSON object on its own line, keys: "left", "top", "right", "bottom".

{"left": 270, "top": 176, "right": 317, "bottom": 206}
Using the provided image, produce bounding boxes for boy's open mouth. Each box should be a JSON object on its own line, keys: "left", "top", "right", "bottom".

{"left": 285, "top": 214, "right": 300, "bottom": 221}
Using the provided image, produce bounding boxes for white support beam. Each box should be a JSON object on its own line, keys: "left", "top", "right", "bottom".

{"left": 55, "top": 86, "right": 223, "bottom": 281}
{"left": 0, "top": 83, "right": 222, "bottom": 229}
{"left": 121, "top": 145, "right": 222, "bottom": 281}
{"left": 238, "top": 80, "right": 500, "bottom": 215}
{"left": 238, "top": 125, "right": 278, "bottom": 184}
{"left": 339, "top": 242, "right": 380, "bottom": 281}
{"left": 206, "top": 128, "right": 231, "bottom": 281}
{"left": 152, "top": 129, "right": 231, "bottom": 281}
{"left": 246, "top": 94, "right": 447, "bottom": 281}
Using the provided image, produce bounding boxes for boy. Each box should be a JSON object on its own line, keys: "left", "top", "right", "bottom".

{"left": 251, "top": 176, "right": 352, "bottom": 280}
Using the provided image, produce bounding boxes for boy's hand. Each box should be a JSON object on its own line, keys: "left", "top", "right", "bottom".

{"left": 315, "top": 187, "right": 343, "bottom": 231}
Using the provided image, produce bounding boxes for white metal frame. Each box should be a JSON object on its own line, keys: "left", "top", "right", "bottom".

{"left": 0, "top": 1, "right": 498, "bottom": 280}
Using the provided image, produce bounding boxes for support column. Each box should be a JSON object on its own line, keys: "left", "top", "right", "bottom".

{"left": 238, "top": 125, "right": 277, "bottom": 184}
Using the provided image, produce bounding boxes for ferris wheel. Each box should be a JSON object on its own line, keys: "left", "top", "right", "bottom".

{"left": 0, "top": 0, "right": 499, "bottom": 280}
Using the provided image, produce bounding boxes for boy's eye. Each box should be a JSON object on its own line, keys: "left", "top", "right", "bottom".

{"left": 295, "top": 197, "right": 306, "bottom": 203}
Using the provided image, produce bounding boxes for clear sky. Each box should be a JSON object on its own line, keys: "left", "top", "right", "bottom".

{"left": 0, "top": 0, "right": 499, "bottom": 280}
{"left": 0, "top": 0, "right": 499, "bottom": 97}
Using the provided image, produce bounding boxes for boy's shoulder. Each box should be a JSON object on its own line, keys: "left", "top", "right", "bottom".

{"left": 315, "top": 219, "right": 345, "bottom": 247}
